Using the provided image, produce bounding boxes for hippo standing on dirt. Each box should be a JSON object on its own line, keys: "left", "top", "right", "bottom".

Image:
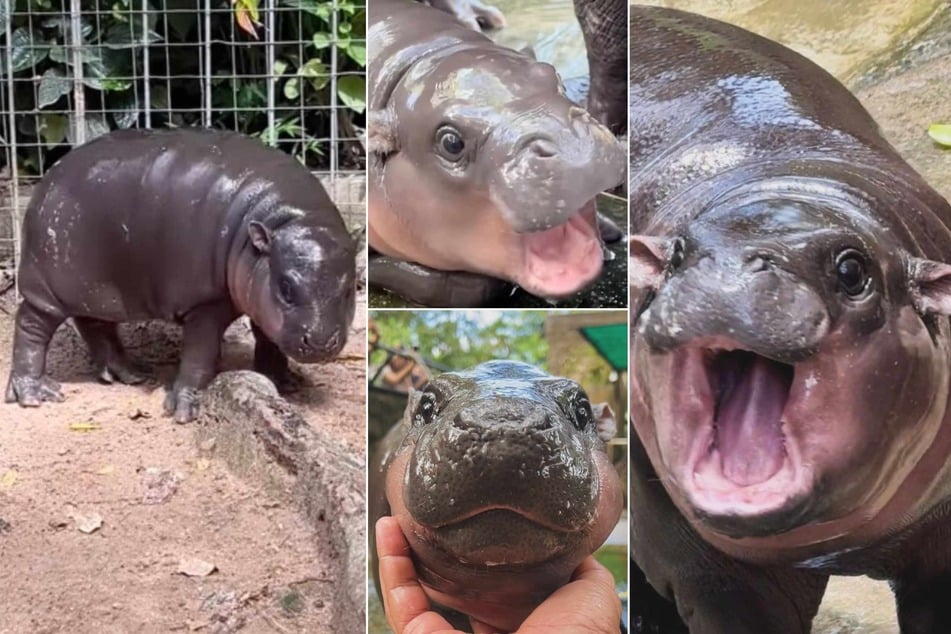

{"left": 370, "top": 360, "right": 622, "bottom": 631}
{"left": 627, "top": 6, "right": 951, "bottom": 633}
{"left": 367, "top": 0, "right": 627, "bottom": 307}
{"left": 6, "top": 128, "right": 357, "bottom": 423}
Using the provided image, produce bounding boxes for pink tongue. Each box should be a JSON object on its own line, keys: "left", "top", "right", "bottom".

{"left": 716, "top": 356, "right": 790, "bottom": 487}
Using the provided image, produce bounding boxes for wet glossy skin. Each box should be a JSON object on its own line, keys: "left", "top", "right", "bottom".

{"left": 6, "top": 128, "right": 356, "bottom": 422}
{"left": 628, "top": 6, "right": 951, "bottom": 633}
{"left": 368, "top": 0, "right": 625, "bottom": 304}
{"left": 369, "top": 360, "right": 621, "bottom": 631}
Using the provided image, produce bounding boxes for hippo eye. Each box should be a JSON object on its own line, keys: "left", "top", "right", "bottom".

{"left": 435, "top": 126, "right": 466, "bottom": 162}
{"left": 835, "top": 249, "right": 869, "bottom": 297}
{"left": 572, "top": 395, "right": 593, "bottom": 431}
{"left": 278, "top": 277, "right": 296, "bottom": 305}
{"left": 413, "top": 390, "right": 438, "bottom": 426}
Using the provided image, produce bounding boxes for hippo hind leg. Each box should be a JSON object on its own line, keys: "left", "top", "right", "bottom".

{"left": 5, "top": 301, "right": 66, "bottom": 406}
{"left": 73, "top": 317, "right": 151, "bottom": 385}
{"left": 250, "top": 322, "right": 304, "bottom": 393}
{"left": 894, "top": 572, "right": 951, "bottom": 633}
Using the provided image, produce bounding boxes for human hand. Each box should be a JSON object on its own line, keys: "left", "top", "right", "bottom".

{"left": 375, "top": 516, "right": 622, "bottom": 634}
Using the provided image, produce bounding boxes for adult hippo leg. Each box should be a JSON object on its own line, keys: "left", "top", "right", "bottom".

{"left": 73, "top": 317, "right": 150, "bottom": 385}
{"left": 163, "top": 300, "right": 237, "bottom": 423}
{"left": 574, "top": 0, "right": 627, "bottom": 135}
{"left": 894, "top": 573, "right": 951, "bottom": 633}
{"left": 5, "top": 301, "right": 66, "bottom": 406}
{"left": 250, "top": 322, "right": 302, "bottom": 393}
{"left": 369, "top": 254, "right": 510, "bottom": 307}
{"left": 631, "top": 438, "right": 829, "bottom": 634}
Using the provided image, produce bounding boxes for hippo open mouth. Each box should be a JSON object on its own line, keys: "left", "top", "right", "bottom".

{"left": 666, "top": 343, "right": 814, "bottom": 519}
{"left": 518, "top": 202, "right": 602, "bottom": 297}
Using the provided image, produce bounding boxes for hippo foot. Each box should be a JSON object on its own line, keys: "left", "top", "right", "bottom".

{"left": 97, "top": 359, "right": 152, "bottom": 386}
{"left": 4, "top": 375, "right": 65, "bottom": 407}
{"left": 163, "top": 386, "right": 200, "bottom": 423}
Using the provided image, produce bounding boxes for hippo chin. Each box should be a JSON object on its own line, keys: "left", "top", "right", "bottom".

{"left": 628, "top": 6, "right": 951, "bottom": 633}
{"left": 6, "top": 128, "right": 357, "bottom": 423}
{"left": 370, "top": 360, "right": 622, "bottom": 631}
{"left": 368, "top": 0, "right": 625, "bottom": 304}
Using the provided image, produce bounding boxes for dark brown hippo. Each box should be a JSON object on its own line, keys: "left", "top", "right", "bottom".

{"left": 369, "top": 360, "right": 622, "bottom": 631}
{"left": 627, "top": 6, "right": 951, "bottom": 634}
{"left": 367, "top": 0, "right": 627, "bottom": 307}
{"left": 6, "top": 128, "right": 357, "bottom": 423}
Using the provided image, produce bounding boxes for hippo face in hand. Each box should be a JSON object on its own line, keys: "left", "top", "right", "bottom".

{"left": 630, "top": 189, "right": 951, "bottom": 555}
{"left": 369, "top": 50, "right": 626, "bottom": 298}
{"left": 384, "top": 360, "right": 622, "bottom": 628}
{"left": 244, "top": 218, "right": 357, "bottom": 362}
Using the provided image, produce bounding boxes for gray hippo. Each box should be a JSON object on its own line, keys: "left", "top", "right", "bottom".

{"left": 367, "top": 0, "right": 627, "bottom": 307}
{"left": 6, "top": 128, "right": 356, "bottom": 423}
{"left": 628, "top": 6, "right": 951, "bottom": 633}
{"left": 369, "top": 360, "right": 622, "bottom": 631}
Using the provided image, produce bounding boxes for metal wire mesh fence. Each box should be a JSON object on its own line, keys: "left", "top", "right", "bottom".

{"left": 1, "top": 0, "right": 367, "bottom": 283}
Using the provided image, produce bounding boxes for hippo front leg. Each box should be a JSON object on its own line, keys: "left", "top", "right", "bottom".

{"left": 630, "top": 438, "right": 829, "bottom": 634}
{"left": 894, "top": 572, "right": 951, "bottom": 633}
{"left": 5, "top": 301, "right": 66, "bottom": 406}
{"left": 250, "top": 322, "right": 303, "bottom": 393}
{"left": 164, "top": 301, "right": 237, "bottom": 423}
{"left": 369, "top": 254, "right": 510, "bottom": 307}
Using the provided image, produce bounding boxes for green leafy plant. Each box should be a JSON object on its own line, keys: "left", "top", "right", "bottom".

{"left": 1, "top": 0, "right": 365, "bottom": 173}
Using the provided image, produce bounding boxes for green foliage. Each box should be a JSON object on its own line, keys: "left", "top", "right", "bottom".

{"left": 370, "top": 311, "right": 552, "bottom": 372}
{"left": 1, "top": 0, "right": 365, "bottom": 173}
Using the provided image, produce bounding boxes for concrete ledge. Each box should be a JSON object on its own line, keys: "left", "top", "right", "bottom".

{"left": 197, "top": 371, "right": 366, "bottom": 634}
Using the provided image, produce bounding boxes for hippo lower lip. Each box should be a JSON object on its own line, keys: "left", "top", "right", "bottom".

{"left": 432, "top": 506, "right": 575, "bottom": 533}
{"left": 518, "top": 204, "right": 602, "bottom": 297}
{"left": 424, "top": 509, "right": 573, "bottom": 568}
{"left": 670, "top": 346, "right": 812, "bottom": 518}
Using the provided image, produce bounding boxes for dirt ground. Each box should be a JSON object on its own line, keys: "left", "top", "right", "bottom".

{"left": 0, "top": 289, "right": 367, "bottom": 633}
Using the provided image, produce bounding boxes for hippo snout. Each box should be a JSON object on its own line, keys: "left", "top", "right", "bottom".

{"left": 405, "top": 402, "right": 599, "bottom": 531}
{"left": 640, "top": 255, "right": 830, "bottom": 362}
{"left": 291, "top": 327, "right": 346, "bottom": 362}
{"left": 452, "top": 407, "right": 554, "bottom": 432}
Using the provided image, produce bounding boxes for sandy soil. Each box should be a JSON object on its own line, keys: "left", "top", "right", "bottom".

{"left": 0, "top": 289, "right": 366, "bottom": 633}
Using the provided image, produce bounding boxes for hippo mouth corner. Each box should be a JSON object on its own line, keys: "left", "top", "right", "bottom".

{"left": 517, "top": 204, "right": 603, "bottom": 298}
{"left": 672, "top": 344, "right": 812, "bottom": 520}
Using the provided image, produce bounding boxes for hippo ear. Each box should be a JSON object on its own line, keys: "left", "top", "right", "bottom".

{"left": 518, "top": 45, "right": 537, "bottom": 60}
{"left": 910, "top": 257, "right": 951, "bottom": 315}
{"left": 591, "top": 402, "right": 616, "bottom": 442}
{"left": 367, "top": 108, "right": 399, "bottom": 156}
{"left": 630, "top": 235, "right": 672, "bottom": 290}
{"left": 248, "top": 221, "right": 271, "bottom": 255}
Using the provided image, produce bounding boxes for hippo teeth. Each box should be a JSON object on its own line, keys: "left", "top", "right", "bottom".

{"left": 710, "top": 351, "right": 793, "bottom": 487}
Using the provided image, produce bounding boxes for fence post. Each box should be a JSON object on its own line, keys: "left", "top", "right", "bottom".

{"left": 69, "top": 0, "right": 85, "bottom": 145}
